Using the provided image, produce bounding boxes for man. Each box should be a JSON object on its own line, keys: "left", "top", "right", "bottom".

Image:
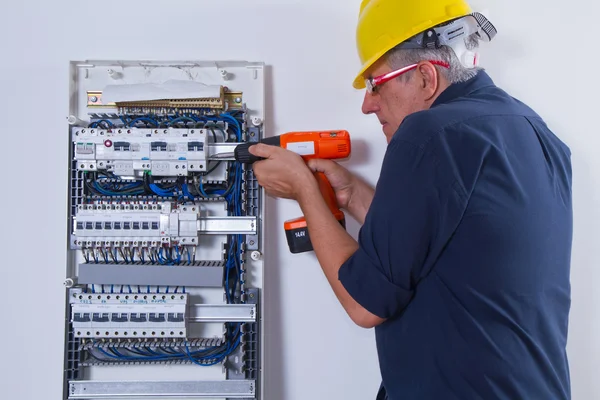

{"left": 250, "top": 0, "right": 573, "bottom": 398}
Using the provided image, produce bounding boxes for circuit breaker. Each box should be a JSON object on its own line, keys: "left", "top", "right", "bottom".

{"left": 62, "top": 60, "right": 265, "bottom": 400}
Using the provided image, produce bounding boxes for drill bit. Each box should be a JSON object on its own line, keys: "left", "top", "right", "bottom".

{"left": 210, "top": 152, "right": 235, "bottom": 160}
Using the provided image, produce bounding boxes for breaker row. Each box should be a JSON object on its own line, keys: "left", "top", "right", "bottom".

{"left": 70, "top": 293, "right": 188, "bottom": 338}
{"left": 73, "top": 127, "right": 234, "bottom": 176}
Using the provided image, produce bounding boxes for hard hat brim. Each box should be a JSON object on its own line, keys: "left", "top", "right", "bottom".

{"left": 353, "top": 50, "right": 388, "bottom": 89}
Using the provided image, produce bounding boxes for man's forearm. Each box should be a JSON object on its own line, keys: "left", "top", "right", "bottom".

{"left": 297, "top": 180, "right": 384, "bottom": 328}
{"left": 346, "top": 176, "right": 375, "bottom": 225}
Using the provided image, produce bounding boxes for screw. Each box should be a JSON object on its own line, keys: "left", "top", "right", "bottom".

{"left": 249, "top": 240, "right": 255, "bottom": 246}
{"left": 235, "top": 97, "right": 242, "bottom": 103}
{"left": 249, "top": 293, "right": 255, "bottom": 299}
{"left": 90, "top": 96, "right": 98, "bottom": 103}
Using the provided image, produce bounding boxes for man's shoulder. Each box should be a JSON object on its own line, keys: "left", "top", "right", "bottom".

{"left": 393, "top": 84, "right": 543, "bottom": 149}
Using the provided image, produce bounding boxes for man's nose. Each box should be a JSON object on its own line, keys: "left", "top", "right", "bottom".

{"left": 362, "top": 91, "right": 380, "bottom": 115}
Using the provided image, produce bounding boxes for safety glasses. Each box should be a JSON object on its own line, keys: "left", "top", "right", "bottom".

{"left": 365, "top": 60, "right": 450, "bottom": 93}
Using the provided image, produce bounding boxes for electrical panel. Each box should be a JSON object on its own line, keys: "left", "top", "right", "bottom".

{"left": 63, "top": 60, "right": 265, "bottom": 400}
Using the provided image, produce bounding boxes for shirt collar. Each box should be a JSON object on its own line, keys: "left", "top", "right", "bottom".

{"left": 432, "top": 70, "right": 495, "bottom": 107}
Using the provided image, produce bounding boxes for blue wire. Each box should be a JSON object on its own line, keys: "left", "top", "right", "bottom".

{"left": 93, "top": 181, "right": 145, "bottom": 196}
{"left": 198, "top": 180, "right": 210, "bottom": 197}
{"left": 182, "top": 184, "right": 194, "bottom": 200}
{"left": 89, "top": 119, "right": 115, "bottom": 128}
{"left": 219, "top": 113, "right": 242, "bottom": 140}
{"left": 168, "top": 117, "right": 196, "bottom": 126}
{"left": 149, "top": 184, "right": 175, "bottom": 197}
{"left": 127, "top": 117, "right": 159, "bottom": 127}
{"left": 225, "top": 258, "right": 231, "bottom": 303}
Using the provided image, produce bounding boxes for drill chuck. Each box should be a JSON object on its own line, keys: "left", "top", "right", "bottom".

{"left": 233, "top": 136, "right": 281, "bottom": 164}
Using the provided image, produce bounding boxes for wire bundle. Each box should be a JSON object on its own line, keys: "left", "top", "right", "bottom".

{"left": 86, "top": 326, "right": 242, "bottom": 366}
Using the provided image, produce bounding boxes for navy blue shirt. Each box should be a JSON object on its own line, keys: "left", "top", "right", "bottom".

{"left": 339, "top": 71, "right": 572, "bottom": 399}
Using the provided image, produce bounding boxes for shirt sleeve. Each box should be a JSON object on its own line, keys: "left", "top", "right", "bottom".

{"left": 338, "top": 137, "right": 467, "bottom": 319}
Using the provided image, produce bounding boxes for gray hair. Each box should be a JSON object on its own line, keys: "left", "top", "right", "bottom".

{"left": 385, "top": 33, "right": 482, "bottom": 84}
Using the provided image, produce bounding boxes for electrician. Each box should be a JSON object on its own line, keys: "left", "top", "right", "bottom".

{"left": 249, "top": 0, "right": 573, "bottom": 399}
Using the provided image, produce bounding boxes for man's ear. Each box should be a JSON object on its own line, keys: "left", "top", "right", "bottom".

{"left": 416, "top": 62, "right": 440, "bottom": 101}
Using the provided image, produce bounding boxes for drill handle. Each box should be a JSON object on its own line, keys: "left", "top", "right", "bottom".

{"left": 283, "top": 171, "right": 346, "bottom": 254}
{"left": 314, "top": 171, "right": 342, "bottom": 215}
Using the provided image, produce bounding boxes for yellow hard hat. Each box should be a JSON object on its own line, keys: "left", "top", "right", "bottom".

{"left": 353, "top": 0, "right": 474, "bottom": 89}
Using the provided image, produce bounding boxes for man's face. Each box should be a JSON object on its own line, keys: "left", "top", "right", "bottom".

{"left": 361, "top": 59, "right": 431, "bottom": 143}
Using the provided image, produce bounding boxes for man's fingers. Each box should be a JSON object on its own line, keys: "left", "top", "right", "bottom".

{"left": 248, "top": 143, "right": 277, "bottom": 158}
{"left": 307, "top": 158, "right": 323, "bottom": 172}
{"left": 307, "top": 158, "right": 335, "bottom": 173}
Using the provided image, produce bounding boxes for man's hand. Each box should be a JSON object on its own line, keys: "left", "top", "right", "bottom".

{"left": 307, "top": 159, "right": 375, "bottom": 225}
{"left": 248, "top": 143, "right": 317, "bottom": 201}
{"left": 306, "top": 159, "right": 354, "bottom": 209}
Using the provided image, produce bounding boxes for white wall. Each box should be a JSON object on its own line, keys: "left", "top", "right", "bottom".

{"left": 1, "top": 0, "right": 598, "bottom": 399}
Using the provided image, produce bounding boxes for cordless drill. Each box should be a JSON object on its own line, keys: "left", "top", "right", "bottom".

{"left": 232, "top": 130, "right": 351, "bottom": 254}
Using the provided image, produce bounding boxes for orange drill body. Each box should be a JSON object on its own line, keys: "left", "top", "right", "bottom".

{"left": 278, "top": 130, "right": 351, "bottom": 161}
{"left": 279, "top": 131, "right": 350, "bottom": 253}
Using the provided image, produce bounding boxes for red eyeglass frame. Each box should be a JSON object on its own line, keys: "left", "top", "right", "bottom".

{"left": 366, "top": 60, "right": 450, "bottom": 93}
